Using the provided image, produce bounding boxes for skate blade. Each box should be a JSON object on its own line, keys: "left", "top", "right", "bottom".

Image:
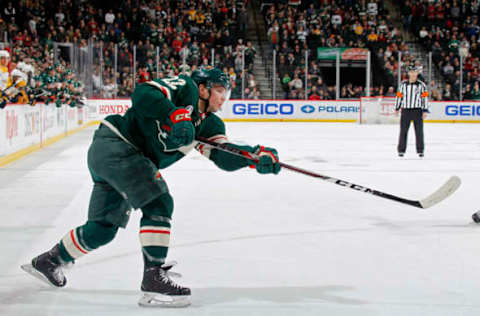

{"left": 20, "top": 263, "right": 61, "bottom": 288}
{"left": 138, "top": 292, "right": 191, "bottom": 308}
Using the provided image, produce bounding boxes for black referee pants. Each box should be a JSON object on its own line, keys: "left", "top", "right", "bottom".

{"left": 397, "top": 108, "right": 424, "bottom": 154}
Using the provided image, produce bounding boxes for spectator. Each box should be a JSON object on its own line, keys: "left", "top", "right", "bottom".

{"left": 105, "top": 10, "right": 115, "bottom": 25}
{"left": 238, "top": 6, "right": 248, "bottom": 37}
{"left": 92, "top": 68, "right": 101, "bottom": 95}
{"left": 244, "top": 41, "right": 256, "bottom": 70}
{"left": 309, "top": 85, "right": 321, "bottom": 100}
{"left": 252, "top": 86, "right": 261, "bottom": 99}
{"left": 472, "top": 81, "right": 480, "bottom": 100}
{"left": 102, "top": 78, "right": 116, "bottom": 98}
{"left": 385, "top": 86, "right": 396, "bottom": 96}
{"left": 4, "top": 2, "right": 16, "bottom": 22}
{"left": 464, "top": 83, "right": 473, "bottom": 100}
{"left": 443, "top": 83, "right": 457, "bottom": 101}
{"left": 288, "top": 73, "right": 303, "bottom": 91}
{"left": 248, "top": 74, "right": 257, "bottom": 89}
{"left": 267, "top": 21, "right": 280, "bottom": 50}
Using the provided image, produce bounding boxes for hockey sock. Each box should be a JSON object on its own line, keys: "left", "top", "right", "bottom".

{"left": 140, "top": 193, "right": 173, "bottom": 266}
{"left": 140, "top": 221, "right": 171, "bottom": 266}
{"left": 58, "top": 221, "right": 118, "bottom": 262}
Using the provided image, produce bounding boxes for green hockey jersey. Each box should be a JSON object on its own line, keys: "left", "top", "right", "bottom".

{"left": 104, "top": 75, "right": 253, "bottom": 171}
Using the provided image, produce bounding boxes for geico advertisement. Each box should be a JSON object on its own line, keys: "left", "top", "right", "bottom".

{"left": 221, "top": 100, "right": 360, "bottom": 121}
{"left": 428, "top": 101, "right": 480, "bottom": 121}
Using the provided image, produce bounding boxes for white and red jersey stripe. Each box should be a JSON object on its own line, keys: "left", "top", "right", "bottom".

{"left": 146, "top": 80, "right": 172, "bottom": 100}
{"left": 61, "top": 229, "right": 89, "bottom": 259}
{"left": 195, "top": 134, "right": 229, "bottom": 158}
{"left": 139, "top": 225, "right": 171, "bottom": 247}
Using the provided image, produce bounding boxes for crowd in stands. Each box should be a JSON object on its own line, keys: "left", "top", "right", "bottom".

{"left": 0, "top": 47, "right": 84, "bottom": 108}
{"left": 3, "top": 0, "right": 480, "bottom": 102}
{"left": 0, "top": 1, "right": 89, "bottom": 107}
{"left": 400, "top": 0, "right": 480, "bottom": 100}
{"left": 262, "top": 0, "right": 406, "bottom": 100}
{"left": 1, "top": 0, "right": 254, "bottom": 103}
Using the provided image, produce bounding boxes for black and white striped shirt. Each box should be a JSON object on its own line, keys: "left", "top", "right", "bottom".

{"left": 395, "top": 80, "right": 429, "bottom": 111}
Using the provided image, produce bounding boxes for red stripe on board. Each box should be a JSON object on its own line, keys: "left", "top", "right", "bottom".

{"left": 70, "top": 230, "right": 87, "bottom": 254}
{"left": 140, "top": 230, "right": 170, "bottom": 234}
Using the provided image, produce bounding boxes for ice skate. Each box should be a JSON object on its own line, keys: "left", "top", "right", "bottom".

{"left": 472, "top": 211, "right": 480, "bottom": 223}
{"left": 138, "top": 263, "right": 191, "bottom": 308}
{"left": 21, "top": 244, "right": 67, "bottom": 287}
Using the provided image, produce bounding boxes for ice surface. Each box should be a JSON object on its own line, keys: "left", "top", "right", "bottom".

{"left": 0, "top": 122, "right": 479, "bottom": 316}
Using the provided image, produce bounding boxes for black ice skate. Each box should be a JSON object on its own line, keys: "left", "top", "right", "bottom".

{"left": 139, "top": 263, "right": 191, "bottom": 307}
{"left": 472, "top": 211, "right": 480, "bottom": 223}
{"left": 21, "top": 244, "right": 67, "bottom": 287}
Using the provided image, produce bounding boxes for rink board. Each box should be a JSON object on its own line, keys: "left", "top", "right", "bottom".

{"left": 0, "top": 104, "right": 89, "bottom": 165}
{"left": 1, "top": 98, "right": 479, "bottom": 166}
{"left": 86, "top": 98, "right": 480, "bottom": 123}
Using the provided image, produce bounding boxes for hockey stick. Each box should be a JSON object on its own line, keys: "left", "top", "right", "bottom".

{"left": 196, "top": 137, "right": 461, "bottom": 209}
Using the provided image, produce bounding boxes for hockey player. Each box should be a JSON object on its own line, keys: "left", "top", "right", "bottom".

{"left": 0, "top": 50, "right": 10, "bottom": 92}
{"left": 21, "top": 67, "right": 281, "bottom": 307}
{"left": 0, "top": 69, "right": 28, "bottom": 107}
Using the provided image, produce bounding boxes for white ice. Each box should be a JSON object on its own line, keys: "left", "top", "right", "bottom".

{"left": 0, "top": 122, "right": 479, "bottom": 316}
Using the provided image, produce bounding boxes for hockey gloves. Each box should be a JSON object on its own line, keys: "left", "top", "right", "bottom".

{"left": 252, "top": 145, "right": 281, "bottom": 175}
{"left": 160, "top": 108, "right": 195, "bottom": 150}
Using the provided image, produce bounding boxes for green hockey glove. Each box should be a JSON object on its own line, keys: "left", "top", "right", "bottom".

{"left": 160, "top": 108, "right": 195, "bottom": 150}
{"left": 252, "top": 145, "right": 281, "bottom": 175}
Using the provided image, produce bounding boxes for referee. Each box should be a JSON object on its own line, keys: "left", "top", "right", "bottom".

{"left": 395, "top": 64, "right": 429, "bottom": 157}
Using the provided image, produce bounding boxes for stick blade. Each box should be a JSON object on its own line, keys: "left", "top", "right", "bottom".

{"left": 419, "top": 176, "right": 461, "bottom": 209}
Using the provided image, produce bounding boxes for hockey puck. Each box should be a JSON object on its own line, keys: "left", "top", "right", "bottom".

{"left": 472, "top": 212, "right": 480, "bottom": 223}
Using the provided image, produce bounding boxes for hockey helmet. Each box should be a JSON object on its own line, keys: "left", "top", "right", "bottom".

{"left": 0, "top": 50, "right": 10, "bottom": 58}
{"left": 191, "top": 67, "right": 231, "bottom": 107}
{"left": 11, "top": 69, "right": 27, "bottom": 81}
{"left": 407, "top": 62, "right": 422, "bottom": 73}
{"left": 192, "top": 67, "right": 230, "bottom": 89}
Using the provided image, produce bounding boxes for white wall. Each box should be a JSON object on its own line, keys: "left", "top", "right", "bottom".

{"left": 0, "top": 104, "right": 88, "bottom": 156}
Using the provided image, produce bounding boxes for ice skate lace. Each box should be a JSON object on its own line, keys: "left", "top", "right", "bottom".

{"left": 53, "top": 268, "right": 65, "bottom": 282}
{"left": 47, "top": 259, "right": 65, "bottom": 282}
{"left": 159, "top": 269, "right": 182, "bottom": 289}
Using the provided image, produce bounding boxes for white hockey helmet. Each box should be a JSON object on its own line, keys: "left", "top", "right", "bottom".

{"left": 16, "top": 62, "right": 34, "bottom": 74}
{"left": 11, "top": 69, "right": 27, "bottom": 81}
{"left": 25, "top": 64, "right": 35, "bottom": 74}
{"left": 17, "top": 61, "right": 26, "bottom": 71}
{"left": 0, "top": 50, "right": 10, "bottom": 59}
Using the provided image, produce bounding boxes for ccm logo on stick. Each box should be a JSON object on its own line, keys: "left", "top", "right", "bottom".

{"left": 233, "top": 103, "right": 294, "bottom": 115}
{"left": 336, "top": 180, "right": 373, "bottom": 193}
